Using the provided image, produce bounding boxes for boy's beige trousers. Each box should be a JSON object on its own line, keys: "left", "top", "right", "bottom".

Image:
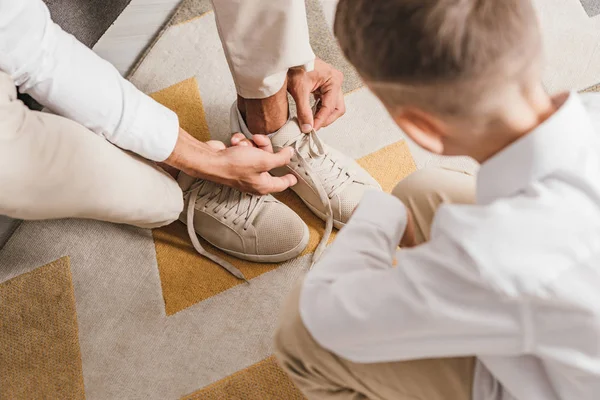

{"left": 275, "top": 168, "right": 478, "bottom": 400}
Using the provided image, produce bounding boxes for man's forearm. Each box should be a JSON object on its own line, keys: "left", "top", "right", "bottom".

{"left": 164, "top": 128, "right": 221, "bottom": 180}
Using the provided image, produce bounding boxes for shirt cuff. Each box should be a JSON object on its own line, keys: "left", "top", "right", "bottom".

{"left": 302, "top": 58, "right": 315, "bottom": 73}
{"left": 116, "top": 80, "right": 179, "bottom": 162}
{"left": 351, "top": 190, "right": 408, "bottom": 244}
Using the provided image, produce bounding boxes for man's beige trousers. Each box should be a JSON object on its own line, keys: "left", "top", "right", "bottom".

{"left": 0, "top": 0, "right": 312, "bottom": 227}
{"left": 0, "top": 72, "right": 183, "bottom": 228}
{"left": 275, "top": 168, "right": 478, "bottom": 400}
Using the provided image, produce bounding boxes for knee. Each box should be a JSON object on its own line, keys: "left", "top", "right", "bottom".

{"left": 392, "top": 167, "right": 475, "bottom": 206}
{"left": 273, "top": 281, "right": 309, "bottom": 361}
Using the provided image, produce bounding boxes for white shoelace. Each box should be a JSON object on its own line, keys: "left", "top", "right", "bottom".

{"left": 284, "top": 130, "right": 353, "bottom": 267}
{"left": 185, "top": 181, "right": 266, "bottom": 282}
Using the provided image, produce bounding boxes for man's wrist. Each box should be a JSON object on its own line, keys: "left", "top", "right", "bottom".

{"left": 164, "top": 127, "right": 222, "bottom": 180}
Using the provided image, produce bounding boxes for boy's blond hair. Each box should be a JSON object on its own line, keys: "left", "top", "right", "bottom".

{"left": 334, "top": 0, "right": 542, "bottom": 116}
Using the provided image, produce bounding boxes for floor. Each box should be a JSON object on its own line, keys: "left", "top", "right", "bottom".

{"left": 0, "top": 0, "right": 181, "bottom": 247}
{"left": 93, "top": 0, "right": 182, "bottom": 75}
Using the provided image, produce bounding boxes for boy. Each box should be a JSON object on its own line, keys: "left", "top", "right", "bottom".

{"left": 274, "top": 1, "right": 600, "bottom": 399}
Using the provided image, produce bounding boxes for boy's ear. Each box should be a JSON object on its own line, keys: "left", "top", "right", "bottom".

{"left": 391, "top": 107, "right": 446, "bottom": 154}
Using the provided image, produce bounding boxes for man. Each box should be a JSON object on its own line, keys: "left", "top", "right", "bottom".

{"left": 275, "top": 0, "right": 600, "bottom": 399}
{"left": 0, "top": 0, "right": 379, "bottom": 278}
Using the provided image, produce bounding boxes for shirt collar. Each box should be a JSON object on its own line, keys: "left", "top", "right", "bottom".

{"left": 476, "top": 92, "right": 595, "bottom": 205}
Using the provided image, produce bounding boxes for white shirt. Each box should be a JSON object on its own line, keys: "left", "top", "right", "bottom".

{"left": 301, "top": 92, "right": 600, "bottom": 400}
{"left": 0, "top": 0, "right": 179, "bottom": 161}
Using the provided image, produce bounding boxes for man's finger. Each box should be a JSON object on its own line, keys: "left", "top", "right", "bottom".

{"left": 252, "top": 134, "right": 274, "bottom": 153}
{"left": 313, "top": 91, "right": 336, "bottom": 130}
{"left": 206, "top": 140, "right": 227, "bottom": 150}
{"left": 291, "top": 82, "right": 315, "bottom": 133}
{"left": 322, "top": 93, "right": 346, "bottom": 128}
{"left": 231, "top": 133, "right": 248, "bottom": 146}
{"left": 260, "top": 147, "right": 295, "bottom": 170}
{"left": 262, "top": 173, "right": 298, "bottom": 193}
{"left": 231, "top": 133, "right": 256, "bottom": 148}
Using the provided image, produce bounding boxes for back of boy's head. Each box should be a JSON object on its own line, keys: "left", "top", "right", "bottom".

{"left": 334, "top": 0, "right": 542, "bottom": 117}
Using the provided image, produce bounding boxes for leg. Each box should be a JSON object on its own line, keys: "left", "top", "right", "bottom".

{"left": 0, "top": 72, "right": 183, "bottom": 229}
{"left": 275, "top": 168, "right": 477, "bottom": 400}
{"left": 212, "top": 0, "right": 314, "bottom": 134}
{"left": 392, "top": 167, "right": 476, "bottom": 244}
{"left": 236, "top": 83, "right": 289, "bottom": 135}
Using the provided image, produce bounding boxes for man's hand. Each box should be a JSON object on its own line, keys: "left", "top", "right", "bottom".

{"left": 288, "top": 58, "right": 345, "bottom": 133}
{"left": 164, "top": 128, "right": 297, "bottom": 195}
{"left": 212, "top": 144, "right": 297, "bottom": 194}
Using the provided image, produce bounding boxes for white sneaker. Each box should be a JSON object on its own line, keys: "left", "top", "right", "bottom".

{"left": 177, "top": 172, "right": 309, "bottom": 282}
{"left": 230, "top": 103, "right": 381, "bottom": 263}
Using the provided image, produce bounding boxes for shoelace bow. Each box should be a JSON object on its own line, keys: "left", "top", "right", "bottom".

{"left": 185, "top": 181, "right": 266, "bottom": 283}
{"left": 185, "top": 114, "right": 353, "bottom": 279}
{"left": 285, "top": 129, "right": 353, "bottom": 267}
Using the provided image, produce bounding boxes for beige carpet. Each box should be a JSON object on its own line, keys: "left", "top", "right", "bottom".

{"left": 1, "top": 0, "right": 600, "bottom": 399}
{"left": 0, "top": 1, "right": 418, "bottom": 398}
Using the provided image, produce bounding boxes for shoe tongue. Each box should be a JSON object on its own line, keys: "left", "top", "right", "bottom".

{"left": 177, "top": 173, "right": 223, "bottom": 197}
{"left": 270, "top": 117, "right": 305, "bottom": 149}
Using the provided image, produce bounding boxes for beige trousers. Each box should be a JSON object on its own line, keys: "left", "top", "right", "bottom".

{"left": 0, "top": 0, "right": 311, "bottom": 227}
{"left": 212, "top": 0, "right": 314, "bottom": 99}
{"left": 0, "top": 72, "right": 183, "bottom": 228}
{"left": 275, "top": 168, "right": 477, "bottom": 400}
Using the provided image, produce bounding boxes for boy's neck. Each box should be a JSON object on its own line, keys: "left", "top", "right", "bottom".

{"left": 472, "top": 85, "right": 558, "bottom": 164}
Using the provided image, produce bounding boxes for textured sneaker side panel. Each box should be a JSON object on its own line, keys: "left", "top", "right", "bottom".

{"left": 252, "top": 202, "right": 306, "bottom": 255}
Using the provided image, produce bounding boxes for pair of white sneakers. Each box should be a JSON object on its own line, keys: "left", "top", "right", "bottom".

{"left": 177, "top": 103, "right": 381, "bottom": 281}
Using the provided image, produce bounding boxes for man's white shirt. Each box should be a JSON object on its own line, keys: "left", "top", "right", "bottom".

{"left": 0, "top": 0, "right": 179, "bottom": 161}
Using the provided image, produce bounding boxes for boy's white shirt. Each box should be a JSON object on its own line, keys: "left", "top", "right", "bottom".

{"left": 301, "top": 92, "right": 600, "bottom": 400}
{"left": 0, "top": 0, "right": 314, "bottom": 162}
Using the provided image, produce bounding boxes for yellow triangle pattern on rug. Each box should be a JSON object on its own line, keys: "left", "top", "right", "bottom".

{"left": 182, "top": 356, "right": 304, "bottom": 400}
{"left": 0, "top": 257, "right": 85, "bottom": 400}
{"left": 150, "top": 78, "right": 417, "bottom": 316}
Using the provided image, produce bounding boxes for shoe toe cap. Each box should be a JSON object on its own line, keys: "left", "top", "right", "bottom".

{"left": 336, "top": 180, "right": 382, "bottom": 223}
{"left": 253, "top": 201, "right": 309, "bottom": 256}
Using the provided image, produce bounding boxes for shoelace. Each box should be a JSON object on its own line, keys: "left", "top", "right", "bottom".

{"left": 284, "top": 129, "right": 353, "bottom": 267}
{"left": 185, "top": 181, "right": 266, "bottom": 283}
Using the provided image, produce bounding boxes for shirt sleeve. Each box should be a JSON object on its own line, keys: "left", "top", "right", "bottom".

{"left": 300, "top": 191, "right": 525, "bottom": 363}
{"left": 0, "top": 0, "right": 179, "bottom": 162}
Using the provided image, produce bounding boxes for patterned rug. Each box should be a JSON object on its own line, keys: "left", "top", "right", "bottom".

{"left": 1, "top": 0, "right": 600, "bottom": 399}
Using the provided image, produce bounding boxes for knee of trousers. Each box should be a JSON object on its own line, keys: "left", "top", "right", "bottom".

{"left": 391, "top": 167, "right": 476, "bottom": 207}
{"left": 273, "top": 281, "right": 313, "bottom": 363}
